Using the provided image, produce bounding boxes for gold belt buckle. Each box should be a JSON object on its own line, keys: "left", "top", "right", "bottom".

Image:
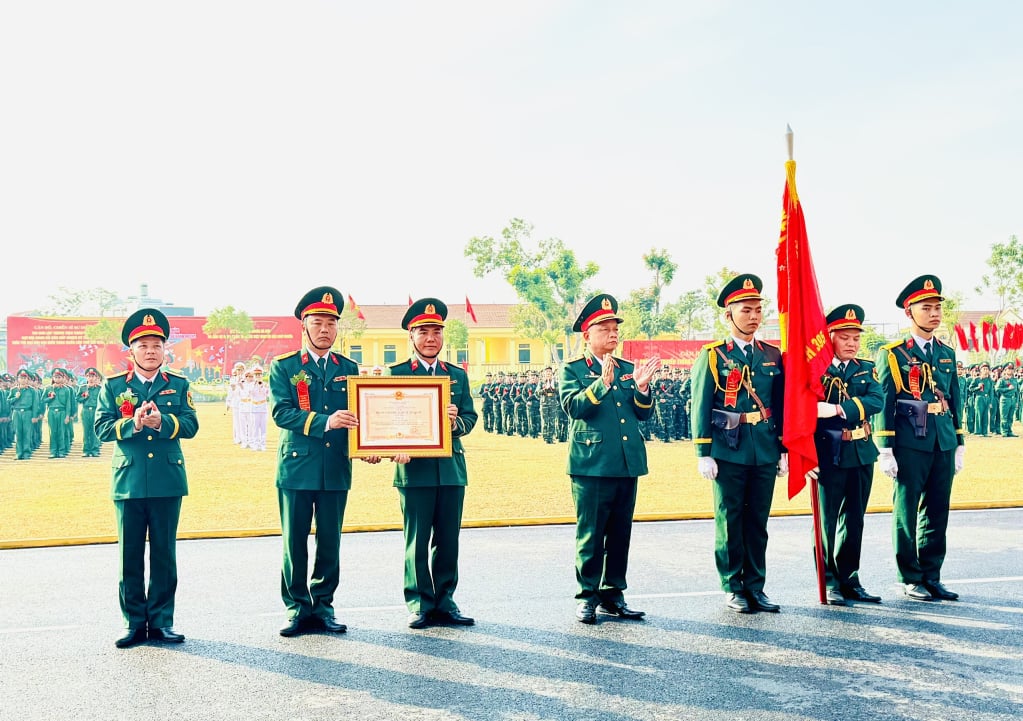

{"left": 849, "top": 427, "right": 866, "bottom": 441}
{"left": 926, "top": 402, "right": 943, "bottom": 414}
{"left": 745, "top": 411, "right": 762, "bottom": 425}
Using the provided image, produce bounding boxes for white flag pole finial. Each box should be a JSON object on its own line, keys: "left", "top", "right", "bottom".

{"left": 785, "top": 124, "right": 794, "bottom": 161}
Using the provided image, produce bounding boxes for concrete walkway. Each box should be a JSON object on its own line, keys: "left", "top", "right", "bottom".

{"left": 1, "top": 509, "right": 1021, "bottom": 720}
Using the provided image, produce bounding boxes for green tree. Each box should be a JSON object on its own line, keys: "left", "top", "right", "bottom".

{"left": 620, "top": 286, "right": 678, "bottom": 340}
{"left": 668, "top": 289, "right": 711, "bottom": 340}
{"left": 642, "top": 248, "right": 677, "bottom": 317}
{"left": 203, "top": 306, "right": 254, "bottom": 369}
{"left": 44, "top": 287, "right": 123, "bottom": 316}
{"left": 858, "top": 325, "right": 890, "bottom": 357}
{"left": 337, "top": 307, "right": 367, "bottom": 356}
{"left": 465, "top": 218, "right": 599, "bottom": 364}
{"left": 83, "top": 318, "right": 122, "bottom": 345}
{"left": 701, "top": 267, "right": 740, "bottom": 338}
{"left": 976, "top": 234, "right": 1023, "bottom": 315}
{"left": 444, "top": 318, "right": 468, "bottom": 363}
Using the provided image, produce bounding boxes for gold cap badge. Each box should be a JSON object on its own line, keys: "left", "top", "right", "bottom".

{"left": 743, "top": 278, "right": 754, "bottom": 290}
{"left": 322, "top": 292, "right": 334, "bottom": 304}
{"left": 143, "top": 314, "right": 155, "bottom": 326}
{"left": 601, "top": 298, "right": 612, "bottom": 311}
{"left": 845, "top": 308, "right": 857, "bottom": 320}
{"left": 923, "top": 279, "right": 934, "bottom": 290}
{"left": 425, "top": 303, "right": 436, "bottom": 314}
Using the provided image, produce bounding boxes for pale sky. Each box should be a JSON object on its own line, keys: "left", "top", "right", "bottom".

{"left": 2, "top": 1, "right": 1020, "bottom": 333}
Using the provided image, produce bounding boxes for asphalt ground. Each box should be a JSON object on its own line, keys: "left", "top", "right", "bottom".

{"left": 1, "top": 509, "right": 1021, "bottom": 721}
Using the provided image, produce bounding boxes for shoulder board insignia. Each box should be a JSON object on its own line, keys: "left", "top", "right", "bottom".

{"left": 164, "top": 368, "right": 185, "bottom": 378}
{"left": 275, "top": 350, "right": 300, "bottom": 361}
{"left": 108, "top": 370, "right": 130, "bottom": 379}
{"left": 879, "top": 340, "right": 903, "bottom": 352}
{"left": 702, "top": 340, "right": 725, "bottom": 351}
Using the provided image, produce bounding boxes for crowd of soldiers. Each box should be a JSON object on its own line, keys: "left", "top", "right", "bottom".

{"left": 478, "top": 367, "right": 569, "bottom": 443}
{"left": 0, "top": 366, "right": 105, "bottom": 460}
{"left": 959, "top": 361, "right": 1021, "bottom": 437}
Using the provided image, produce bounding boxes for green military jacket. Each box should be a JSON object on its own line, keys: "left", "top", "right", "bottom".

{"left": 270, "top": 349, "right": 359, "bottom": 492}
{"left": 814, "top": 359, "right": 883, "bottom": 468}
{"left": 44, "top": 384, "right": 74, "bottom": 414}
{"left": 691, "top": 339, "right": 785, "bottom": 465}
{"left": 77, "top": 383, "right": 100, "bottom": 409}
{"left": 95, "top": 367, "right": 199, "bottom": 500}
{"left": 873, "top": 337, "right": 963, "bottom": 452}
{"left": 9, "top": 386, "right": 41, "bottom": 414}
{"left": 995, "top": 377, "right": 1018, "bottom": 400}
{"left": 968, "top": 376, "right": 994, "bottom": 402}
{"left": 559, "top": 352, "right": 653, "bottom": 478}
{"left": 388, "top": 358, "right": 477, "bottom": 487}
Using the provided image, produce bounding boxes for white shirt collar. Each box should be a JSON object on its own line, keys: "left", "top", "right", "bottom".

{"left": 731, "top": 335, "right": 754, "bottom": 351}
{"left": 910, "top": 333, "right": 934, "bottom": 350}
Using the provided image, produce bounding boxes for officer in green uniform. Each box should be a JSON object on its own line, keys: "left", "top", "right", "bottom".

{"left": 691, "top": 274, "right": 787, "bottom": 614}
{"left": 270, "top": 286, "right": 368, "bottom": 637}
{"left": 559, "top": 294, "right": 658, "bottom": 624}
{"left": 874, "top": 275, "right": 964, "bottom": 602}
{"left": 0, "top": 373, "right": 12, "bottom": 452}
{"left": 389, "top": 298, "right": 478, "bottom": 629}
{"left": 78, "top": 367, "right": 104, "bottom": 457}
{"left": 969, "top": 363, "right": 993, "bottom": 436}
{"left": 9, "top": 369, "right": 41, "bottom": 460}
{"left": 481, "top": 372, "right": 495, "bottom": 432}
{"left": 44, "top": 368, "right": 74, "bottom": 458}
{"left": 538, "top": 366, "right": 560, "bottom": 443}
{"left": 806, "top": 305, "right": 884, "bottom": 605}
{"left": 994, "top": 364, "right": 1019, "bottom": 436}
{"left": 95, "top": 309, "right": 198, "bottom": 648}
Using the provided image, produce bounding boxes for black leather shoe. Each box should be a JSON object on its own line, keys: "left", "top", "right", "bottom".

{"left": 747, "top": 590, "right": 780, "bottom": 612}
{"left": 597, "top": 600, "right": 646, "bottom": 619}
{"left": 148, "top": 627, "right": 185, "bottom": 643}
{"left": 825, "top": 589, "right": 848, "bottom": 606}
{"left": 841, "top": 585, "right": 882, "bottom": 603}
{"left": 320, "top": 616, "right": 347, "bottom": 633}
{"left": 280, "top": 616, "right": 313, "bottom": 637}
{"left": 923, "top": 581, "right": 959, "bottom": 601}
{"left": 115, "top": 627, "right": 148, "bottom": 649}
{"left": 407, "top": 612, "right": 430, "bottom": 629}
{"left": 431, "top": 610, "right": 475, "bottom": 626}
{"left": 725, "top": 592, "right": 752, "bottom": 614}
{"left": 576, "top": 600, "right": 597, "bottom": 624}
{"left": 903, "top": 583, "right": 934, "bottom": 601}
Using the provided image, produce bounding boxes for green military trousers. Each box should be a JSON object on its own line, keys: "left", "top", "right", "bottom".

{"left": 712, "top": 460, "right": 776, "bottom": 593}
{"left": 278, "top": 488, "right": 348, "bottom": 622}
{"left": 397, "top": 485, "right": 465, "bottom": 615}
{"left": 80, "top": 405, "right": 101, "bottom": 456}
{"left": 571, "top": 475, "right": 638, "bottom": 604}
{"left": 817, "top": 463, "right": 873, "bottom": 591}
{"left": 891, "top": 447, "right": 954, "bottom": 584}
{"left": 115, "top": 496, "right": 182, "bottom": 629}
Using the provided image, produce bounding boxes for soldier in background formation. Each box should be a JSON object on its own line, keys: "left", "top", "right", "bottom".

{"left": 7, "top": 370, "right": 42, "bottom": 459}
{"left": 477, "top": 366, "right": 569, "bottom": 443}
{"left": 78, "top": 367, "right": 104, "bottom": 457}
{"left": 0, "top": 373, "right": 12, "bottom": 453}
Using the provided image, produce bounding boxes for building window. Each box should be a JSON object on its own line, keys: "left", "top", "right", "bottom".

{"left": 456, "top": 349, "right": 468, "bottom": 364}
{"left": 554, "top": 343, "right": 565, "bottom": 362}
{"left": 384, "top": 345, "right": 397, "bottom": 364}
{"left": 350, "top": 345, "right": 363, "bottom": 364}
{"left": 518, "top": 344, "right": 531, "bottom": 364}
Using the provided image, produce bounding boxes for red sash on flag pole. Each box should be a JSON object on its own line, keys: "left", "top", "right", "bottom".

{"left": 776, "top": 140, "right": 833, "bottom": 604}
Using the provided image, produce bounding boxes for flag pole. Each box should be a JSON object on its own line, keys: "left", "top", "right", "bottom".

{"left": 788, "top": 124, "right": 828, "bottom": 605}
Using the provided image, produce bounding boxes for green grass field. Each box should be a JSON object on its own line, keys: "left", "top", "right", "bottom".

{"left": 1, "top": 402, "right": 1020, "bottom": 548}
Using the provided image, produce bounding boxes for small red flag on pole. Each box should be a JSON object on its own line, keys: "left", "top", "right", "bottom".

{"left": 954, "top": 324, "right": 968, "bottom": 350}
{"left": 776, "top": 126, "right": 832, "bottom": 605}
{"left": 465, "top": 296, "right": 478, "bottom": 324}
{"left": 408, "top": 295, "right": 414, "bottom": 307}
{"left": 970, "top": 322, "right": 979, "bottom": 351}
{"left": 347, "top": 294, "right": 365, "bottom": 321}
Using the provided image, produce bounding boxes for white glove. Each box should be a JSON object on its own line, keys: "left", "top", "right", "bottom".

{"left": 698, "top": 457, "right": 718, "bottom": 480}
{"left": 955, "top": 445, "right": 965, "bottom": 474}
{"left": 805, "top": 466, "right": 820, "bottom": 482}
{"left": 816, "top": 402, "right": 838, "bottom": 419}
{"left": 878, "top": 448, "right": 898, "bottom": 478}
{"left": 777, "top": 452, "right": 789, "bottom": 477}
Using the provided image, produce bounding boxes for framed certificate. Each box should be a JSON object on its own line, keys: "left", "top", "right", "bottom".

{"left": 347, "top": 376, "right": 452, "bottom": 458}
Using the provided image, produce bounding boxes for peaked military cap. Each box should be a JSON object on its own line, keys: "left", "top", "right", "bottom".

{"left": 717, "top": 274, "right": 764, "bottom": 308}
{"left": 573, "top": 294, "right": 624, "bottom": 332}
{"left": 295, "top": 286, "right": 343, "bottom": 320}
{"left": 402, "top": 298, "right": 447, "bottom": 329}
{"left": 84, "top": 367, "right": 101, "bottom": 376}
{"left": 826, "top": 304, "right": 865, "bottom": 333}
{"left": 17, "top": 369, "right": 31, "bottom": 378}
{"left": 895, "top": 274, "right": 943, "bottom": 309}
{"left": 122, "top": 308, "right": 170, "bottom": 346}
